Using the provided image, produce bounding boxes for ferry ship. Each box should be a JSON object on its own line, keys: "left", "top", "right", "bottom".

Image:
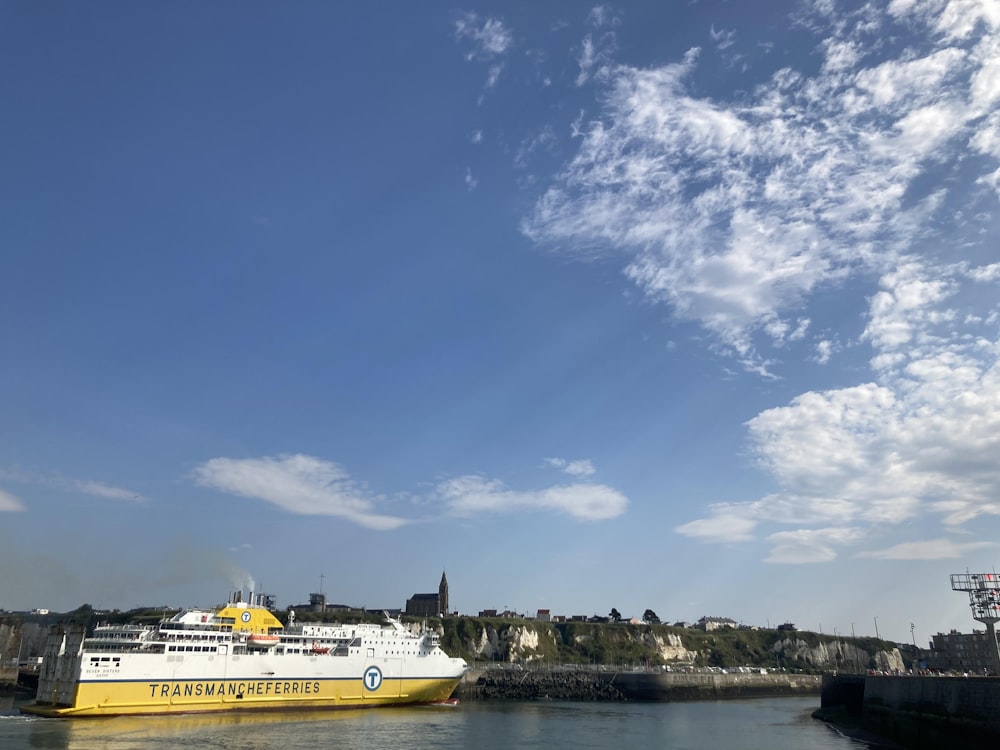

{"left": 20, "top": 590, "right": 468, "bottom": 717}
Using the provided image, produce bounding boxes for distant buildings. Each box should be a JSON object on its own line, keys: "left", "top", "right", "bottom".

{"left": 925, "top": 629, "right": 1000, "bottom": 674}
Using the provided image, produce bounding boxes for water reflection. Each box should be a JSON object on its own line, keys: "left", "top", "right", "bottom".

{"left": 11, "top": 703, "right": 467, "bottom": 750}
{"left": 2, "top": 696, "right": 865, "bottom": 750}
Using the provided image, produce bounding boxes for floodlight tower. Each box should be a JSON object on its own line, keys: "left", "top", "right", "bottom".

{"left": 950, "top": 572, "right": 1000, "bottom": 675}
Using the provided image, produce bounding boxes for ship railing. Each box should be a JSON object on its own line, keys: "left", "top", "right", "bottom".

{"left": 93, "top": 623, "right": 153, "bottom": 633}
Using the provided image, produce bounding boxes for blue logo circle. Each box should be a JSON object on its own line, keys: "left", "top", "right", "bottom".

{"left": 363, "top": 666, "right": 383, "bottom": 691}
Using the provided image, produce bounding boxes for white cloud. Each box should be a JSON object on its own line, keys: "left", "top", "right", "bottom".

{"left": 765, "top": 527, "right": 864, "bottom": 564}
{"left": 192, "top": 455, "right": 627, "bottom": 529}
{"left": 485, "top": 63, "right": 504, "bottom": 89}
{"left": 862, "top": 259, "right": 955, "bottom": 351}
{"left": 515, "top": 126, "right": 557, "bottom": 169}
{"left": 455, "top": 12, "right": 513, "bottom": 93}
{"left": 675, "top": 252, "right": 1000, "bottom": 562}
{"left": 73, "top": 480, "right": 144, "bottom": 501}
{"left": 193, "top": 454, "right": 408, "bottom": 531}
{"left": 675, "top": 512, "right": 756, "bottom": 542}
{"left": 710, "top": 25, "right": 736, "bottom": 51}
{"left": 859, "top": 537, "right": 996, "bottom": 560}
{"left": 814, "top": 339, "right": 834, "bottom": 364}
{"left": 544, "top": 457, "right": 596, "bottom": 476}
{"left": 0, "top": 468, "right": 145, "bottom": 503}
{"left": 0, "top": 487, "right": 25, "bottom": 512}
{"left": 523, "top": 2, "right": 999, "bottom": 372}
{"left": 588, "top": 5, "right": 616, "bottom": 29}
{"left": 931, "top": 0, "right": 1000, "bottom": 42}
{"left": 967, "top": 262, "right": 1000, "bottom": 281}
{"left": 454, "top": 13, "right": 513, "bottom": 60}
{"left": 438, "top": 474, "right": 627, "bottom": 521}
{"left": 575, "top": 30, "right": 616, "bottom": 86}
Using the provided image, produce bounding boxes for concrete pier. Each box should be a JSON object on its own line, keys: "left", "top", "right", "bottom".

{"left": 819, "top": 673, "right": 1000, "bottom": 749}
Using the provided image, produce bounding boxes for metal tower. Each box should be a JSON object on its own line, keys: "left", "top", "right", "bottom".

{"left": 950, "top": 572, "right": 1000, "bottom": 675}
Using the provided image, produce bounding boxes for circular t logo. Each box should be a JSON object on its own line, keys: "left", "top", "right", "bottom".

{"left": 363, "top": 666, "right": 383, "bottom": 691}
{"left": 241, "top": 611, "right": 252, "bottom": 623}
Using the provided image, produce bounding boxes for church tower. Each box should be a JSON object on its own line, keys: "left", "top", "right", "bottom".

{"left": 438, "top": 570, "right": 449, "bottom": 616}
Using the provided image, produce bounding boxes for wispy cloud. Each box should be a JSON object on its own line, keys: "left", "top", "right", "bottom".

{"left": 675, "top": 512, "right": 756, "bottom": 543}
{"left": 858, "top": 538, "right": 996, "bottom": 561}
{"left": 455, "top": 12, "right": 513, "bottom": 92}
{"left": 765, "top": 527, "right": 865, "bottom": 564}
{"left": 194, "top": 455, "right": 628, "bottom": 528}
{"left": 193, "top": 454, "right": 408, "bottom": 531}
{"left": 0, "top": 487, "right": 25, "bottom": 512}
{"left": 575, "top": 8, "right": 618, "bottom": 88}
{"left": 0, "top": 468, "right": 145, "bottom": 504}
{"left": 544, "top": 457, "right": 597, "bottom": 477}
{"left": 709, "top": 25, "right": 736, "bottom": 51}
{"left": 455, "top": 12, "right": 513, "bottom": 59}
{"left": 436, "top": 474, "right": 628, "bottom": 521}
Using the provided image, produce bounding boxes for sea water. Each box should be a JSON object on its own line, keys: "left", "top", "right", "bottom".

{"left": 0, "top": 693, "right": 871, "bottom": 750}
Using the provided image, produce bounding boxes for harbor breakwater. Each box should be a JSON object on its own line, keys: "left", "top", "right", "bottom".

{"left": 456, "top": 668, "right": 821, "bottom": 702}
{"left": 819, "top": 673, "right": 1000, "bottom": 749}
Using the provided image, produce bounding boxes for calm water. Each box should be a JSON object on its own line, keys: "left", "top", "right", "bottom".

{"left": 1, "top": 693, "right": 870, "bottom": 750}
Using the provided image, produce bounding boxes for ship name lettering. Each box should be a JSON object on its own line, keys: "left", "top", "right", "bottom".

{"left": 147, "top": 680, "right": 320, "bottom": 699}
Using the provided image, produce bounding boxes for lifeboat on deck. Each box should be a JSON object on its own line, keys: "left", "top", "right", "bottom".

{"left": 246, "top": 633, "right": 281, "bottom": 649}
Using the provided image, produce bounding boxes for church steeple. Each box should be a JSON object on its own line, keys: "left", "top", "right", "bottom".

{"left": 438, "top": 570, "right": 449, "bottom": 616}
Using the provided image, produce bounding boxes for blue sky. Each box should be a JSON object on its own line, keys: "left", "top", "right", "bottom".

{"left": 2, "top": 0, "right": 999, "bottom": 645}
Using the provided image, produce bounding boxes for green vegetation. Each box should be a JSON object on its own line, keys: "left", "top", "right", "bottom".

{"left": 4, "top": 604, "right": 901, "bottom": 675}
{"left": 432, "top": 618, "right": 899, "bottom": 673}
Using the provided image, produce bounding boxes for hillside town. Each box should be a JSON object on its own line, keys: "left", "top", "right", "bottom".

{"left": 4, "top": 570, "right": 1000, "bottom": 684}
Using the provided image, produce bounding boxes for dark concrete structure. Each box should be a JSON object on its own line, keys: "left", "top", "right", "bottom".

{"left": 458, "top": 669, "right": 821, "bottom": 702}
{"left": 820, "top": 672, "right": 1000, "bottom": 749}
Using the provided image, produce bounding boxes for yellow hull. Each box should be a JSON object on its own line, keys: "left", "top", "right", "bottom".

{"left": 20, "top": 675, "right": 462, "bottom": 717}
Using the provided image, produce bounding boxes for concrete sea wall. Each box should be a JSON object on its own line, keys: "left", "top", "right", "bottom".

{"left": 457, "top": 669, "right": 821, "bottom": 702}
{"left": 820, "top": 673, "right": 1000, "bottom": 749}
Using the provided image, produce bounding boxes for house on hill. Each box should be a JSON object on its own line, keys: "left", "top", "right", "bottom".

{"left": 696, "top": 615, "right": 738, "bottom": 631}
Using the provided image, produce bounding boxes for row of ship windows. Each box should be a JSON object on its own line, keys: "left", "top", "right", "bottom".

{"left": 161, "top": 634, "right": 225, "bottom": 641}
{"left": 160, "top": 646, "right": 344, "bottom": 654}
